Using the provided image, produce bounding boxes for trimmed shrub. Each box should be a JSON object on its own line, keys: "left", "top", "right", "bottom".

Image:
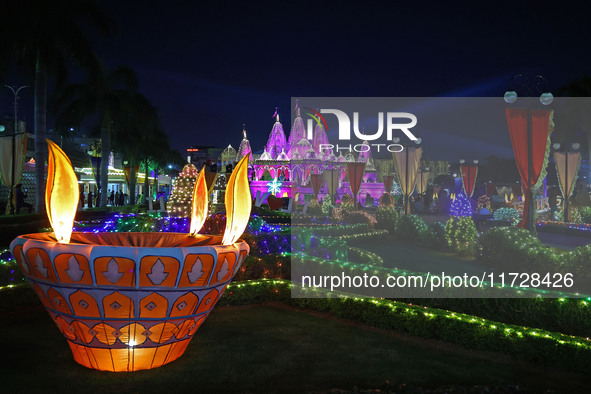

{"left": 306, "top": 198, "right": 323, "bottom": 217}
{"left": 476, "top": 227, "right": 561, "bottom": 271}
{"left": 493, "top": 207, "right": 521, "bottom": 225}
{"left": 396, "top": 214, "right": 427, "bottom": 243}
{"left": 379, "top": 192, "right": 394, "bottom": 207}
{"left": 580, "top": 206, "right": 591, "bottom": 224}
{"left": 427, "top": 221, "right": 450, "bottom": 251}
{"left": 376, "top": 205, "right": 398, "bottom": 233}
{"left": 445, "top": 216, "right": 478, "bottom": 255}
{"left": 449, "top": 193, "right": 474, "bottom": 216}
{"left": 321, "top": 195, "right": 332, "bottom": 216}
{"left": 340, "top": 193, "right": 355, "bottom": 212}
{"left": 343, "top": 210, "right": 377, "bottom": 226}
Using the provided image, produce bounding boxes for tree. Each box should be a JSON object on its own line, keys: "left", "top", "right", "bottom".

{"left": 0, "top": 0, "right": 115, "bottom": 212}
{"left": 54, "top": 65, "right": 138, "bottom": 206}
{"left": 115, "top": 93, "right": 168, "bottom": 205}
{"left": 478, "top": 155, "right": 520, "bottom": 183}
{"left": 555, "top": 76, "right": 591, "bottom": 181}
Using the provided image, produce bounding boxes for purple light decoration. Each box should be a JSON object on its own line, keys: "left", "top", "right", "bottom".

{"left": 449, "top": 193, "right": 474, "bottom": 217}
{"left": 265, "top": 114, "right": 287, "bottom": 160}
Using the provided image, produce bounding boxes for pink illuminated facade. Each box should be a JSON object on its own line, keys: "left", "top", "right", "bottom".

{"left": 219, "top": 108, "right": 387, "bottom": 207}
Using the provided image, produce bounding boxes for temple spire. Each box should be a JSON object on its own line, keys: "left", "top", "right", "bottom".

{"left": 242, "top": 124, "right": 246, "bottom": 139}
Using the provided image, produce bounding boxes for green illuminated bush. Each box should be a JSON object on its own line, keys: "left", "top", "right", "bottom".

{"left": 445, "top": 216, "right": 478, "bottom": 255}
{"left": 580, "top": 207, "right": 591, "bottom": 224}
{"left": 321, "top": 195, "right": 332, "bottom": 216}
{"left": 493, "top": 207, "right": 521, "bottom": 225}
{"left": 343, "top": 210, "right": 377, "bottom": 226}
{"left": 218, "top": 280, "right": 591, "bottom": 373}
{"left": 476, "top": 227, "right": 560, "bottom": 270}
{"left": 376, "top": 205, "right": 398, "bottom": 233}
{"left": 306, "top": 198, "right": 323, "bottom": 217}
{"left": 340, "top": 193, "right": 355, "bottom": 212}
{"left": 396, "top": 214, "right": 427, "bottom": 243}
{"left": 427, "top": 221, "right": 450, "bottom": 251}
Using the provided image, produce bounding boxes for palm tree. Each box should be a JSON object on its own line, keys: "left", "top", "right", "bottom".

{"left": 54, "top": 65, "right": 138, "bottom": 206}
{"left": 115, "top": 93, "right": 167, "bottom": 206}
{"left": 141, "top": 129, "right": 172, "bottom": 201}
{"left": 0, "top": 0, "right": 115, "bottom": 212}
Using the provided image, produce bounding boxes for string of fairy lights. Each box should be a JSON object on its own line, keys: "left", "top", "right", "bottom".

{"left": 221, "top": 279, "right": 591, "bottom": 363}
{"left": 4, "top": 202, "right": 591, "bottom": 366}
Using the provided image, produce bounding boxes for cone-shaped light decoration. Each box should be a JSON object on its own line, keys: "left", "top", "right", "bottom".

{"left": 222, "top": 155, "right": 251, "bottom": 245}
{"left": 46, "top": 139, "right": 79, "bottom": 243}
{"left": 189, "top": 167, "right": 208, "bottom": 236}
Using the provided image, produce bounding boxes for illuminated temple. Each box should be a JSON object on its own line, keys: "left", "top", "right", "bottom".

{"left": 221, "top": 108, "right": 386, "bottom": 207}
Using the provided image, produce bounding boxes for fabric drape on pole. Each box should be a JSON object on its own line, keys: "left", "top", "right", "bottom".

{"left": 554, "top": 151, "right": 580, "bottom": 203}
{"left": 382, "top": 175, "right": 394, "bottom": 194}
{"left": 505, "top": 108, "right": 553, "bottom": 229}
{"left": 417, "top": 171, "right": 430, "bottom": 195}
{"left": 0, "top": 133, "right": 27, "bottom": 187}
{"left": 393, "top": 147, "right": 422, "bottom": 214}
{"left": 0, "top": 134, "right": 27, "bottom": 214}
{"left": 347, "top": 162, "right": 366, "bottom": 209}
{"left": 460, "top": 165, "right": 478, "bottom": 197}
{"left": 124, "top": 165, "right": 139, "bottom": 186}
{"left": 310, "top": 173, "right": 324, "bottom": 197}
{"left": 323, "top": 170, "right": 339, "bottom": 198}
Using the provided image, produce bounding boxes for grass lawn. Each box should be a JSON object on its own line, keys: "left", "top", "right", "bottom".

{"left": 1, "top": 303, "right": 588, "bottom": 393}
{"left": 350, "top": 238, "right": 486, "bottom": 276}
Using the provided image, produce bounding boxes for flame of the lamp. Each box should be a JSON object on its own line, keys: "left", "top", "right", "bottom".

{"left": 189, "top": 167, "right": 208, "bottom": 236}
{"left": 222, "top": 155, "right": 252, "bottom": 245}
{"left": 46, "top": 139, "right": 79, "bottom": 243}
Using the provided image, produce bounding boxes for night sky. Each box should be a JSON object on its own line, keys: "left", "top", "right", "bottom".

{"left": 3, "top": 1, "right": 591, "bottom": 161}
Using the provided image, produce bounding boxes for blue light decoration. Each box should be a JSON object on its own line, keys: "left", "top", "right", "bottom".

{"left": 268, "top": 178, "right": 282, "bottom": 195}
{"left": 449, "top": 193, "right": 474, "bottom": 217}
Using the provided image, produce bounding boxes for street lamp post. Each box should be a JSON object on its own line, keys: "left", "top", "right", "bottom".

{"left": 4, "top": 85, "right": 28, "bottom": 215}
{"left": 504, "top": 74, "right": 553, "bottom": 233}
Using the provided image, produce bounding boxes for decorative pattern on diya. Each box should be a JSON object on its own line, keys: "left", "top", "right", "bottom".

{"left": 11, "top": 232, "right": 249, "bottom": 372}
{"left": 11, "top": 141, "right": 252, "bottom": 372}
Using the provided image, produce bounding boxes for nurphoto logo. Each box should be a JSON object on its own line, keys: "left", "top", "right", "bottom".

{"left": 303, "top": 108, "right": 419, "bottom": 153}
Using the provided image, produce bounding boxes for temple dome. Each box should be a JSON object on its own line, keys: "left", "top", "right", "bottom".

{"left": 312, "top": 121, "right": 329, "bottom": 155}
{"left": 265, "top": 113, "right": 287, "bottom": 160}
{"left": 295, "top": 138, "right": 312, "bottom": 158}
{"left": 288, "top": 102, "right": 307, "bottom": 153}
{"left": 305, "top": 147, "right": 317, "bottom": 159}
{"left": 236, "top": 127, "right": 253, "bottom": 162}
{"left": 277, "top": 149, "right": 289, "bottom": 161}
{"left": 357, "top": 140, "right": 371, "bottom": 163}
{"left": 291, "top": 148, "right": 302, "bottom": 160}
{"left": 259, "top": 148, "right": 272, "bottom": 161}
{"left": 220, "top": 144, "right": 236, "bottom": 164}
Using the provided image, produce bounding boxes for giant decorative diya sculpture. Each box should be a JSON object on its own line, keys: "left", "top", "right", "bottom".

{"left": 10, "top": 140, "right": 251, "bottom": 372}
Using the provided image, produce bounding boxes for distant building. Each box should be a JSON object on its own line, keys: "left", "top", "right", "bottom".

{"left": 422, "top": 159, "right": 450, "bottom": 183}
{"left": 186, "top": 145, "right": 223, "bottom": 170}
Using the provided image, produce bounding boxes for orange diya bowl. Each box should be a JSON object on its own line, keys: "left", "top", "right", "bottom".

{"left": 12, "top": 140, "right": 253, "bottom": 372}
{"left": 11, "top": 232, "right": 249, "bottom": 372}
